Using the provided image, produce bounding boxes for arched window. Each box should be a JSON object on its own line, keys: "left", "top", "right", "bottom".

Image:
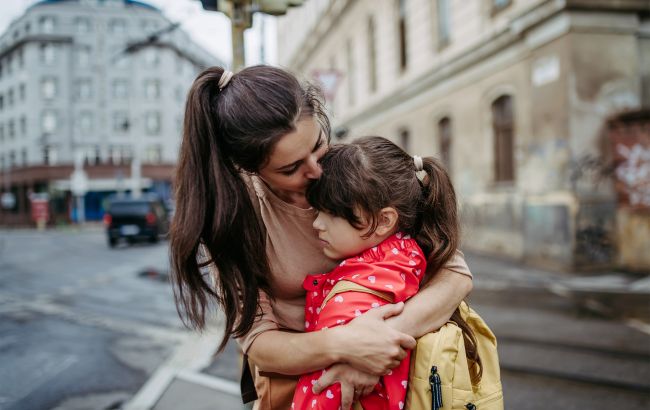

{"left": 397, "top": 0, "right": 408, "bottom": 71}
{"left": 491, "top": 95, "right": 515, "bottom": 182}
{"left": 399, "top": 128, "right": 410, "bottom": 152}
{"left": 438, "top": 116, "right": 452, "bottom": 171}
{"left": 368, "top": 16, "right": 377, "bottom": 93}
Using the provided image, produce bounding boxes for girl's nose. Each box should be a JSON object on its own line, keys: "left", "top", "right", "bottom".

{"left": 312, "top": 213, "right": 324, "bottom": 230}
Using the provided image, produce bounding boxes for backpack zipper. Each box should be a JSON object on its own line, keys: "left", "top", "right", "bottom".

{"left": 430, "top": 366, "right": 443, "bottom": 410}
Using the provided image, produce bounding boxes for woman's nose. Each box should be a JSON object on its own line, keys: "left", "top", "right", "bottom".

{"left": 305, "top": 156, "right": 323, "bottom": 179}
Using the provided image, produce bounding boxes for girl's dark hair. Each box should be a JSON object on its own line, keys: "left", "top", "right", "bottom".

{"left": 306, "top": 136, "right": 482, "bottom": 383}
{"left": 170, "top": 65, "right": 329, "bottom": 352}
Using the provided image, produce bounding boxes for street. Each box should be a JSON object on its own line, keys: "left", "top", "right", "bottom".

{"left": 1, "top": 229, "right": 649, "bottom": 410}
{"left": 0, "top": 228, "right": 186, "bottom": 410}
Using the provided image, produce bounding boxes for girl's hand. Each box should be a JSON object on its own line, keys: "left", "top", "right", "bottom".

{"left": 333, "top": 302, "right": 416, "bottom": 375}
{"left": 312, "top": 363, "right": 379, "bottom": 409}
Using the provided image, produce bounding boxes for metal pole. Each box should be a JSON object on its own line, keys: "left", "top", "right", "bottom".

{"left": 231, "top": 2, "right": 247, "bottom": 71}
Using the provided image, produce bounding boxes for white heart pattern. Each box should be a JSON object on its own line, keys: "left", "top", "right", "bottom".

{"left": 305, "top": 321, "right": 310, "bottom": 328}
{"left": 409, "top": 260, "right": 416, "bottom": 266}
{"left": 368, "top": 276, "right": 376, "bottom": 283}
{"left": 401, "top": 380, "right": 408, "bottom": 388}
{"left": 311, "top": 399, "right": 317, "bottom": 408}
{"left": 385, "top": 284, "right": 394, "bottom": 289}
{"left": 326, "top": 390, "right": 334, "bottom": 399}
{"left": 334, "top": 295, "right": 344, "bottom": 303}
{"left": 399, "top": 401, "right": 404, "bottom": 409}
{"left": 303, "top": 386, "right": 308, "bottom": 393}
{"left": 355, "top": 309, "right": 362, "bottom": 317}
{"left": 392, "top": 248, "right": 399, "bottom": 255}
{"left": 371, "top": 302, "right": 380, "bottom": 308}
{"left": 316, "top": 307, "right": 321, "bottom": 314}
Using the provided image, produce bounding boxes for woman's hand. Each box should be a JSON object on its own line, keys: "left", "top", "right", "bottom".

{"left": 332, "top": 302, "right": 416, "bottom": 376}
{"left": 312, "top": 363, "right": 379, "bottom": 409}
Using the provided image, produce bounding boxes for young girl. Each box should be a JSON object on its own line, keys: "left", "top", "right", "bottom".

{"left": 292, "top": 136, "right": 475, "bottom": 410}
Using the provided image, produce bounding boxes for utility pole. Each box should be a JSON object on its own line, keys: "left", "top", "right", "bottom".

{"left": 198, "top": 0, "right": 305, "bottom": 69}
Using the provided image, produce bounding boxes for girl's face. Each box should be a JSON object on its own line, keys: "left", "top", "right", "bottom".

{"left": 257, "top": 116, "right": 327, "bottom": 196}
{"left": 312, "top": 211, "right": 382, "bottom": 260}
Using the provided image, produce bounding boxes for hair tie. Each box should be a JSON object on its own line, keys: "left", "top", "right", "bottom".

{"left": 218, "top": 70, "right": 234, "bottom": 90}
{"left": 413, "top": 155, "right": 424, "bottom": 171}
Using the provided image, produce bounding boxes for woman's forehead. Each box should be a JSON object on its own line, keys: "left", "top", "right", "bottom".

{"left": 267, "top": 117, "right": 321, "bottom": 168}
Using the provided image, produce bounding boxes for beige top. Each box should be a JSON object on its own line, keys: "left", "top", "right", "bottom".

{"left": 235, "top": 174, "right": 472, "bottom": 353}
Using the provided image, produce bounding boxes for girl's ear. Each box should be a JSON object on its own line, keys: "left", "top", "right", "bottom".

{"left": 375, "top": 207, "right": 398, "bottom": 236}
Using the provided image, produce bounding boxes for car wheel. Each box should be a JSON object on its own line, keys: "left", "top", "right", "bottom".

{"left": 149, "top": 234, "right": 159, "bottom": 244}
{"left": 108, "top": 237, "right": 117, "bottom": 248}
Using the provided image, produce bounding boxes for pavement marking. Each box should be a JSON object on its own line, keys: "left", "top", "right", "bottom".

{"left": 625, "top": 318, "right": 650, "bottom": 336}
{"left": 176, "top": 370, "right": 240, "bottom": 396}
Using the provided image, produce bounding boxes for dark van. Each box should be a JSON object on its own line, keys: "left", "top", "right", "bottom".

{"left": 104, "top": 195, "right": 170, "bottom": 247}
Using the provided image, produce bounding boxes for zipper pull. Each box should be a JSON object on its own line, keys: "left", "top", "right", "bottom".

{"left": 429, "top": 366, "right": 443, "bottom": 410}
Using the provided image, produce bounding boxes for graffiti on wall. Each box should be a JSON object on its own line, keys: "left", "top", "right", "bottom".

{"left": 569, "top": 153, "right": 615, "bottom": 190}
{"left": 614, "top": 143, "right": 650, "bottom": 208}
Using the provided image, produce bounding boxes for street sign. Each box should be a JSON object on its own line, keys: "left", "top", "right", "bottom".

{"left": 312, "top": 69, "right": 343, "bottom": 102}
{"left": 70, "top": 169, "right": 89, "bottom": 196}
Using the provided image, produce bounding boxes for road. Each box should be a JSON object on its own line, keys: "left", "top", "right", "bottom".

{"left": 0, "top": 228, "right": 186, "bottom": 410}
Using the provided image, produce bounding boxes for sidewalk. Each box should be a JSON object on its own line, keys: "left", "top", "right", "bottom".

{"left": 122, "top": 251, "right": 650, "bottom": 410}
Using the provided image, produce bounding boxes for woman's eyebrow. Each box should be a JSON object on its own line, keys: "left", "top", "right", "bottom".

{"left": 275, "top": 132, "right": 324, "bottom": 171}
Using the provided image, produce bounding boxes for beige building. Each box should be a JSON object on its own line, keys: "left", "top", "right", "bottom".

{"left": 277, "top": 0, "right": 650, "bottom": 271}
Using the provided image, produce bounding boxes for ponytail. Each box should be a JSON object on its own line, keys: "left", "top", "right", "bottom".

{"left": 170, "top": 67, "right": 272, "bottom": 352}
{"left": 416, "top": 157, "right": 482, "bottom": 384}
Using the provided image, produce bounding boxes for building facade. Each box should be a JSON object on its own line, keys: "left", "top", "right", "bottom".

{"left": 277, "top": 0, "right": 650, "bottom": 271}
{"left": 0, "top": 0, "right": 221, "bottom": 225}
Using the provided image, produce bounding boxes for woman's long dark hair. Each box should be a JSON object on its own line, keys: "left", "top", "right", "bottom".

{"left": 306, "top": 136, "right": 482, "bottom": 383}
{"left": 170, "top": 66, "right": 329, "bottom": 352}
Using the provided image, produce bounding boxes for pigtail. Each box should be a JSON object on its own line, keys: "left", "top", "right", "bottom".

{"left": 416, "top": 157, "right": 482, "bottom": 384}
{"left": 170, "top": 67, "right": 271, "bottom": 352}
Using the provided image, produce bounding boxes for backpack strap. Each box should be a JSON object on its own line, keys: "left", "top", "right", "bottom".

{"left": 321, "top": 280, "right": 394, "bottom": 310}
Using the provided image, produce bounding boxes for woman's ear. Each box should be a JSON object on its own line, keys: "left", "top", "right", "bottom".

{"left": 375, "top": 207, "right": 398, "bottom": 236}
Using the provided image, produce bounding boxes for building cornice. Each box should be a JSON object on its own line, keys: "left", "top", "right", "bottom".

{"left": 0, "top": 34, "right": 73, "bottom": 59}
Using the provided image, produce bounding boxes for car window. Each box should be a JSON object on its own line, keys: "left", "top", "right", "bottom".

{"left": 109, "top": 202, "right": 150, "bottom": 215}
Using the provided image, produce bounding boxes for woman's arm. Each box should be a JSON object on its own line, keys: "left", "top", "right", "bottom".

{"left": 247, "top": 302, "right": 415, "bottom": 375}
{"left": 386, "top": 267, "right": 473, "bottom": 337}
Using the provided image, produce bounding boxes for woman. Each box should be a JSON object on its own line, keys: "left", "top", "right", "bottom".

{"left": 170, "top": 66, "right": 472, "bottom": 409}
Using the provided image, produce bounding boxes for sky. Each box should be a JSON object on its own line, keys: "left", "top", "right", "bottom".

{"left": 0, "top": 0, "right": 278, "bottom": 66}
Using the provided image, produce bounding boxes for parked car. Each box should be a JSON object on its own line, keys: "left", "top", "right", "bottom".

{"left": 103, "top": 195, "right": 170, "bottom": 247}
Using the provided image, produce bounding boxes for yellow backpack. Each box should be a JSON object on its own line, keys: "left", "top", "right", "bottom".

{"left": 322, "top": 282, "right": 504, "bottom": 410}
{"left": 405, "top": 301, "right": 504, "bottom": 410}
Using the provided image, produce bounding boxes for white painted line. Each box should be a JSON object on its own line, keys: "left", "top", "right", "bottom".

{"left": 625, "top": 318, "right": 650, "bottom": 336}
{"left": 176, "top": 370, "right": 241, "bottom": 396}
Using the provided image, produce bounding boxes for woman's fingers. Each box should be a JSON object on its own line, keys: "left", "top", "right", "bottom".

{"left": 340, "top": 382, "right": 355, "bottom": 410}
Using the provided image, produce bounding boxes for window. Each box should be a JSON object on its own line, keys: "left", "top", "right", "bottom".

{"left": 368, "top": 16, "right": 378, "bottom": 93}
{"left": 9, "top": 151, "right": 16, "bottom": 167}
{"left": 109, "top": 18, "right": 127, "bottom": 34}
{"left": 397, "top": 0, "right": 408, "bottom": 71}
{"left": 19, "top": 83, "right": 26, "bottom": 101}
{"left": 113, "top": 111, "right": 129, "bottom": 133}
{"left": 77, "top": 111, "right": 93, "bottom": 135}
{"left": 42, "top": 110, "right": 57, "bottom": 135}
{"left": 39, "top": 16, "right": 56, "bottom": 34}
{"left": 144, "top": 48, "right": 159, "bottom": 67}
{"left": 112, "top": 79, "right": 129, "bottom": 99}
{"left": 40, "top": 43, "right": 55, "bottom": 65}
{"left": 41, "top": 77, "right": 57, "bottom": 99}
{"left": 146, "top": 145, "right": 162, "bottom": 163}
{"left": 436, "top": 0, "right": 451, "bottom": 49}
{"left": 144, "top": 79, "right": 161, "bottom": 99}
{"left": 492, "top": 95, "right": 515, "bottom": 182}
{"left": 75, "top": 46, "right": 91, "bottom": 68}
{"left": 145, "top": 112, "right": 161, "bottom": 135}
{"left": 8, "top": 89, "right": 14, "bottom": 106}
{"left": 438, "top": 117, "right": 452, "bottom": 171}
{"left": 0, "top": 123, "right": 3, "bottom": 141}
{"left": 0, "top": 94, "right": 3, "bottom": 110}
{"left": 121, "top": 146, "right": 133, "bottom": 163}
{"left": 43, "top": 146, "right": 57, "bottom": 165}
{"left": 21, "top": 149, "right": 27, "bottom": 166}
{"left": 75, "top": 79, "right": 93, "bottom": 100}
{"left": 20, "top": 116, "right": 26, "bottom": 136}
{"left": 8, "top": 119, "right": 15, "bottom": 139}
{"left": 85, "top": 145, "right": 101, "bottom": 165}
{"left": 346, "top": 39, "right": 355, "bottom": 106}
{"left": 17, "top": 49, "right": 24, "bottom": 69}
{"left": 74, "top": 17, "right": 91, "bottom": 34}
{"left": 399, "top": 128, "right": 410, "bottom": 152}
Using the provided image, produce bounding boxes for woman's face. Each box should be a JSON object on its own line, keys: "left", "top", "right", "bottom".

{"left": 258, "top": 116, "right": 328, "bottom": 195}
